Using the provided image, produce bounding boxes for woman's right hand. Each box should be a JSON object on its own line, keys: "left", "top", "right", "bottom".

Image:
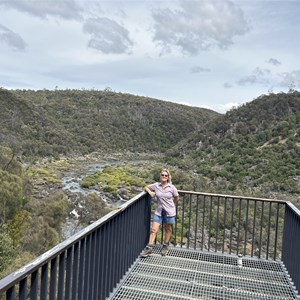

{"left": 144, "top": 186, "right": 155, "bottom": 198}
{"left": 150, "top": 191, "right": 155, "bottom": 198}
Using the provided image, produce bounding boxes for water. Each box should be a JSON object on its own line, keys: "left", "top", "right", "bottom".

{"left": 61, "top": 162, "right": 107, "bottom": 195}
{"left": 60, "top": 161, "right": 126, "bottom": 198}
{"left": 60, "top": 161, "right": 124, "bottom": 239}
{"left": 61, "top": 175, "right": 101, "bottom": 196}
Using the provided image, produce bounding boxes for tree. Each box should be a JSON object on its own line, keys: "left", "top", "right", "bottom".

{"left": 0, "top": 225, "right": 16, "bottom": 275}
{"left": 0, "top": 170, "right": 23, "bottom": 224}
{"left": 22, "top": 216, "right": 60, "bottom": 255}
{"left": 7, "top": 210, "right": 31, "bottom": 250}
{"left": 77, "top": 193, "right": 110, "bottom": 225}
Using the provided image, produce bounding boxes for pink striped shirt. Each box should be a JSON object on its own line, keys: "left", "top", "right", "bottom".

{"left": 147, "top": 182, "right": 179, "bottom": 217}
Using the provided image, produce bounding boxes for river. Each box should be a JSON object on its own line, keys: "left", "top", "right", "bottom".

{"left": 60, "top": 160, "right": 126, "bottom": 239}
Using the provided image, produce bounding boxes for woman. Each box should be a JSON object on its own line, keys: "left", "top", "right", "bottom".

{"left": 141, "top": 168, "right": 179, "bottom": 257}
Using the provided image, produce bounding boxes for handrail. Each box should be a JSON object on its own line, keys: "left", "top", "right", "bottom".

{"left": 1, "top": 190, "right": 299, "bottom": 299}
{"left": 0, "top": 191, "right": 151, "bottom": 300}
{"left": 178, "top": 190, "right": 287, "bottom": 203}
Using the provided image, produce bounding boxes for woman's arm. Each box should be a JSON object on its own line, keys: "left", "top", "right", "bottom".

{"left": 144, "top": 185, "right": 155, "bottom": 198}
{"left": 173, "top": 195, "right": 179, "bottom": 205}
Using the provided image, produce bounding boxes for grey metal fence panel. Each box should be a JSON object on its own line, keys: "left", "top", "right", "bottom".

{"left": 282, "top": 201, "right": 300, "bottom": 294}
{"left": 0, "top": 192, "right": 151, "bottom": 300}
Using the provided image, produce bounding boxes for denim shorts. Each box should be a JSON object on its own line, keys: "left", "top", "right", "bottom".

{"left": 153, "top": 210, "right": 175, "bottom": 224}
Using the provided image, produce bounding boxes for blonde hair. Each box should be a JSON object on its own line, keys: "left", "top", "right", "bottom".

{"left": 161, "top": 168, "right": 171, "bottom": 183}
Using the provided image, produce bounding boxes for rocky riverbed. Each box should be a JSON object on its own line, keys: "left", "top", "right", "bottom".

{"left": 29, "top": 152, "right": 162, "bottom": 239}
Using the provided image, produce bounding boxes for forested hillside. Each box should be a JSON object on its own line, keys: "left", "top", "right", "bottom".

{"left": 0, "top": 88, "right": 219, "bottom": 278}
{"left": 166, "top": 91, "right": 300, "bottom": 196}
{"left": 0, "top": 88, "right": 219, "bottom": 157}
{"left": 1, "top": 88, "right": 300, "bottom": 279}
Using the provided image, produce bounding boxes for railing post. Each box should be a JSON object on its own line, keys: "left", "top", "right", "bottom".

{"left": 282, "top": 202, "right": 300, "bottom": 293}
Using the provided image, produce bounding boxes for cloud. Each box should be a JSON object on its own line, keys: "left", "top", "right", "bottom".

{"left": 223, "top": 82, "right": 232, "bottom": 88}
{"left": 267, "top": 58, "right": 281, "bottom": 66}
{"left": 0, "top": 0, "right": 82, "bottom": 20}
{"left": 152, "top": 0, "right": 250, "bottom": 55}
{"left": 83, "top": 17, "right": 133, "bottom": 54}
{"left": 191, "top": 66, "right": 211, "bottom": 73}
{"left": 279, "top": 70, "right": 300, "bottom": 88}
{"left": 0, "top": 24, "right": 27, "bottom": 50}
{"left": 237, "top": 67, "right": 300, "bottom": 90}
{"left": 237, "top": 67, "right": 271, "bottom": 86}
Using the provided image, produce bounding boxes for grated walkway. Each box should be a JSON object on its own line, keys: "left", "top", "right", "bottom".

{"left": 109, "top": 245, "right": 299, "bottom": 300}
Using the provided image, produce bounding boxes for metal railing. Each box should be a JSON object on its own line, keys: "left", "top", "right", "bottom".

{"left": 0, "top": 192, "right": 152, "bottom": 300}
{"left": 169, "top": 191, "right": 299, "bottom": 293}
{"left": 1, "top": 190, "right": 300, "bottom": 299}
{"left": 282, "top": 201, "right": 300, "bottom": 293}
{"left": 172, "top": 191, "right": 287, "bottom": 260}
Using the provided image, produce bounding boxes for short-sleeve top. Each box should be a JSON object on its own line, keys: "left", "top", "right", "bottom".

{"left": 147, "top": 182, "right": 179, "bottom": 217}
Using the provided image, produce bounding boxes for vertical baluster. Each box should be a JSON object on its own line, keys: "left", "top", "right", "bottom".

{"left": 30, "top": 270, "right": 38, "bottom": 300}
{"left": 215, "top": 196, "right": 220, "bottom": 252}
{"left": 180, "top": 194, "right": 185, "bottom": 247}
{"left": 57, "top": 251, "right": 65, "bottom": 300}
{"left": 40, "top": 263, "right": 48, "bottom": 300}
{"left": 202, "top": 195, "right": 206, "bottom": 251}
{"left": 125, "top": 204, "right": 132, "bottom": 261}
{"left": 98, "top": 227, "right": 106, "bottom": 300}
{"left": 6, "top": 286, "right": 15, "bottom": 300}
{"left": 244, "top": 199, "right": 249, "bottom": 256}
{"left": 236, "top": 199, "right": 242, "bottom": 255}
{"left": 259, "top": 201, "right": 264, "bottom": 258}
{"left": 229, "top": 198, "right": 234, "bottom": 254}
{"left": 90, "top": 231, "right": 97, "bottom": 300}
{"left": 111, "top": 219, "right": 118, "bottom": 294}
{"left": 19, "top": 277, "right": 27, "bottom": 300}
{"left": 266, "top": 202, "right": 272, "bottom": 259}
{"left": 222, "top": 197, "right": 227, "bottom": 253}
{"left": 93, "top": 228, "right": 101, "bottom": 300}
{"left": 78, "top": 238, "right": 86, "bottom": 300}
{"left": 251, "top": 200, "right": 257, "bottom": 257}
{"left": 208, "top": 195, "right": 213, "bottom": 251}
{"left": 174, "top": 196, "right": 179, "bottom": 246}
{"left": 187, "top": 194, "right": 192, "bottom": 249}
{"left": 49, "top": 257, "right": 58, "bottom": 300}
{"left": 273, "top": 203, "right": 280, "bottom": 260}
{"left": 84, "top": 234, "right": 92, "bottom": 299}
{"left": 194, "top": 195, "right": 199, "bottom": 250}
{"left": 105, "top": 222, "right": 112, "bottom": 299}
{"left": 72, "top": 242, "right": 79, "bottom": 300}
{"left": 114, "top": 214, "right": 122, "bottom": 290}
{"left": 65, "top": 247, "right": 73, "bottom": 300}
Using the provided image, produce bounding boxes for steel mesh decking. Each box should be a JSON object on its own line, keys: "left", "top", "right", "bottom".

{"left": 108, "top": 246, "right": 299, "bottom": 300}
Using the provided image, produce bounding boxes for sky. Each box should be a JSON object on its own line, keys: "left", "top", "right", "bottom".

{"left": 0, "top": 0, "right": 299, "bottom": 113}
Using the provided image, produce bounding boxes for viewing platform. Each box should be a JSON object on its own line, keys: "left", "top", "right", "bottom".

{"left": 109, "top": 245, "right": 297, "bottom": 299}
{"left": 0, "top": 191, "right": 299, "bottom": 299}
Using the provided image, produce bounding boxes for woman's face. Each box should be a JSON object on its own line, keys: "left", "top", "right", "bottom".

{"left": 160, "top": 171, "right": 169, "bottom": 183}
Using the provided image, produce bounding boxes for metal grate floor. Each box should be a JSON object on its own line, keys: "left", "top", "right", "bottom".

{"left": 108, "top": 245, "right": 299, "bottom": 300}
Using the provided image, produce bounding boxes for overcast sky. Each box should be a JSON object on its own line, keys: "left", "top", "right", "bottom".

{"left": 0, "top": 0, "right": 299, "bottom": 113}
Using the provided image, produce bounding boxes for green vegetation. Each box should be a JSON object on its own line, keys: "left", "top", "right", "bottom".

{"left": 0, "top": 148, "right": 69, "bottom": 278}
{"left": 0, "top": 88, "right": 218, "bottom": 158}
{"left": 81, "top": 165, "right": 146, "bottom": 198}
{"left": 75, "top": 193, "right": 111, "bottom": 225}
{"left": 1, "top": 88, "right": 300, "bottom": 279}
{"left": 166, "top": 91, "right": 300, "bottom": 200}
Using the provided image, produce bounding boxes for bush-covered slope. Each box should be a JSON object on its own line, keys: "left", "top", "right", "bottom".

{"left": 0, "top": 88, "right": 219, "bottom": 157}
{"left": 166, "top": 92, "right": 300, "bottom": 195}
